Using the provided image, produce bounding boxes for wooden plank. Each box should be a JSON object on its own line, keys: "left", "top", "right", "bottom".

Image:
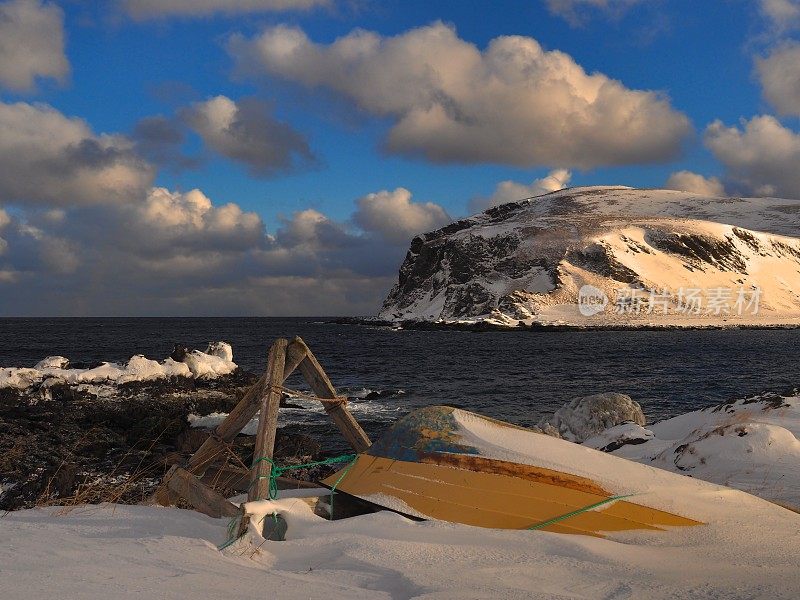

{"left": 164, "top": 465, "right": 239, "bottom": 519}
{"left": 248, "top": 338, "right": 288, "bottom": 503}
{"left": 201, "top": 464, "right": 321, "bottom": 493}
{"left": 293, "top": 338, "right": 371, "bottom": 453}
{"left": 200, "top": 464, "right": 249, "bottom": 492}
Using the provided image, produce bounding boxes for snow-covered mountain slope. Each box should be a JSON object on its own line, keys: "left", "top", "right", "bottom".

{"left": 379, "top": 187, "right": 800, "bottom": 327}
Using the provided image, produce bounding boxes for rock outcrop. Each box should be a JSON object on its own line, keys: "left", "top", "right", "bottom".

{"left": 379, "top": 187, "right": 800, "bottom": 327}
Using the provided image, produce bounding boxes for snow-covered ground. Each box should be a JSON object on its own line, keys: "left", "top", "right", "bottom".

{"left": 0, "top": 341, "right": 237, "bottom": 391}
{"left": 2, "top": 482, "right": 799, "bottom": 599}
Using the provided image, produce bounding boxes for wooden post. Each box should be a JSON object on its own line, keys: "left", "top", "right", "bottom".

{"left": 180, "top": 338, "right": 304, "bottom": 477}
{"left": 293, "top": 338, "right": 371, "bottom": 453}
{"left": 238, "top": 338, "right": 287, "bottom": 537}
{"left": 248, "top": 338, "right": 288, "bottom": 502}
{"left": 163, "top": 465, "right": 239, "bottom": 519}
{"left": 151, "top": 338, "right": 305, "bottom": 507}
{"left": 283, "top": 336, "right": 308, "bottom": 379}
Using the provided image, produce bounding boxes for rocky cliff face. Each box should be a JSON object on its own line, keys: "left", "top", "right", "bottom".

{"left": 379, "top": 187, "right": 800, "bottom": 327}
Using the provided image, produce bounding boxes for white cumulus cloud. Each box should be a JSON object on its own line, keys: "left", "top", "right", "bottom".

{"left": 0, "top": 102, "right": 154, "bottom": 207}
{"left": 127, "top": 187, "right": 267, "bottom": 254}
{"left": 759, "top": 0, "right": 800, "bottom": 30}
{"left": 182, "top": 95, "right": 316, "bottom": 176}
{"left": 756, "top": 43, "right": 800, "bottom": 116}
{"left": 0, "top": 0, "right": 69, "bottom": 91}
{"left": 665, "top": 170, "right": 725, "bottom": 196}
{"left": 704, "top": 115, "right": 800, "bottom": 198}
{"left": 353, "top": 188, "right": 451, "bottom": 244}
{"left": 229, "top": 22, "right": 691, "bottom": 169}
{"left": 470, "top": 169, "right": 572, "bottom": 212}
{"left": 122, "top": 0, "right": 329, "bottom": 20}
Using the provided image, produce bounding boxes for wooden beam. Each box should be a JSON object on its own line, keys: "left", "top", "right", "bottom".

{"left": 183, "top": 337, "right": 305, "bottom": 478}
{"left": 283, "top": 336, "right": 307, "bottom": 380}
{"left": 164, "top": 465, "right": 239, "bottom": 519}
{"left": 248, "top": 338, "right": 288, "bottom": 503}
{"left": 293, "top": 338, "right": 371, "bottom": 453}
{"left": 151, "top": 338, "right": 306, "bottom": 508}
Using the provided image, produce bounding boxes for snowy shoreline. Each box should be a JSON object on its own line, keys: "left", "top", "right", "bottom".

{"left": 335, "top": 315, "right": 800, "bottom": 332}
{"left": 0, "top": 341, "right": 238, "bottom": 392}
{"left": 1, "top": 342, "right": 799, "bottom": 598}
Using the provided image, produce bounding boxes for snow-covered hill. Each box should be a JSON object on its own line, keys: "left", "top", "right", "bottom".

{"left": 379, "top": 187, "right": 800, "bottom": 327}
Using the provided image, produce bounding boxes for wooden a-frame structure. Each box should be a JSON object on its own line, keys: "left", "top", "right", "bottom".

{"left": 152, "top": 336, "right": 371, "bottom": 534}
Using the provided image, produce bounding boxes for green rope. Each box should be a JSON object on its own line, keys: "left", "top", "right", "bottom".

{"left": 251, "top": 453, "right": 357, "bottom": 501}
{"left": 218, "top": 453, "right": 357, "bottom": 550}
{"left": 326, "top": 457, "right": 357, "bottom": 521}
{"left": 527, "top": 494, "right": 634, "bottom": 531}
{"left": 217, "top": 515, "right": 241, "bottom": 551}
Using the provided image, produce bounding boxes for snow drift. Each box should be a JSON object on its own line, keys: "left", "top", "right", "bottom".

{"left": 2, "top": 479, "right": 799, "bottom": 599}
{"left": 584, "top": 392, "right": 800, "bottom": 510}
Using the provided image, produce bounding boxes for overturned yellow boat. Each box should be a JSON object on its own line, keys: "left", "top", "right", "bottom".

{"left": 324, "top": 406, "right": 703, "bottom": 536}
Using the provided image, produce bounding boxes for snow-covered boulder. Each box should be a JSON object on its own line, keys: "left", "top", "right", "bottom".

{"left": 116, "top": 355, "right": 192, "bottom": 384}
{"left": 540, "top": 392, "right": 646, "bottom": 442}
{"left": 183, "top": 349, "right": 237, "bottom": 379}
{"left": 583, "top": 422, "right": 655, "bottom": 452}
{"left": 0, "top": 367, "right": 41, "bottom": 390}
{"left": 67, "top": 362, "right": 125, "bottom": 384}
{"left": 34, "top": 356, "right": 69, "bottom": 370}
{"left": 205, "top": 341, "right": 233, "bottom": 363}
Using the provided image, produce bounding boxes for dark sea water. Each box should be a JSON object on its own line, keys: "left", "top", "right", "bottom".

{"left": 2, "top": 317, "right": 799, "bottom": 436}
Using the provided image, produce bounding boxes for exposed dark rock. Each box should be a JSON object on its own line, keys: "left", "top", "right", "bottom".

{"left": 644, "top": 231, "right": 748, "bottom": 273}
{"left": 170, "top": 344, "right": 190, "bottom": 362}
{"left": 0, "top": 370, "right": 333, "bottom": 511}
{"left": 566, "top": 243, "right": 641, "bottom": 284}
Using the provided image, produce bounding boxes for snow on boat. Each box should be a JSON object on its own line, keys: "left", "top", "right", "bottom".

{"left": 323, "top": 405, "right": 705, "bottom": 536}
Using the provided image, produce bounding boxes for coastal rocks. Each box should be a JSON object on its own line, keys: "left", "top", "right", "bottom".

{"left": 540, "top": 392, "right": 646, "bottom": 443}
{"left": 0, "top": 364, "right": 327, "bottom": 511}
{"left": 0, "top": 342, "right": 239, "bottom": 401}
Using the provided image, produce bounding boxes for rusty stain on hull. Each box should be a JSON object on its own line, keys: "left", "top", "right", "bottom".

{"left": 416, "top": 451, "right": 612, "bottom": 497}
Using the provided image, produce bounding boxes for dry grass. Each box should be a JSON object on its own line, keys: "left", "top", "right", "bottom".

{"left": 34, "top": 418, "right": 184, "bottom": 514}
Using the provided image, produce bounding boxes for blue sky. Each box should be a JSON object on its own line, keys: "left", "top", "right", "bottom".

{"left": 0, "top": 0, "right": 798, "bottom": 315}
{"left": 22, "top": 0, "right": 772, "bottom": 223}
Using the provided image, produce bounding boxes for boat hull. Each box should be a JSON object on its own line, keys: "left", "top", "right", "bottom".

{"left": 322, "top": 406, "right": 703, "bottom": 536}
